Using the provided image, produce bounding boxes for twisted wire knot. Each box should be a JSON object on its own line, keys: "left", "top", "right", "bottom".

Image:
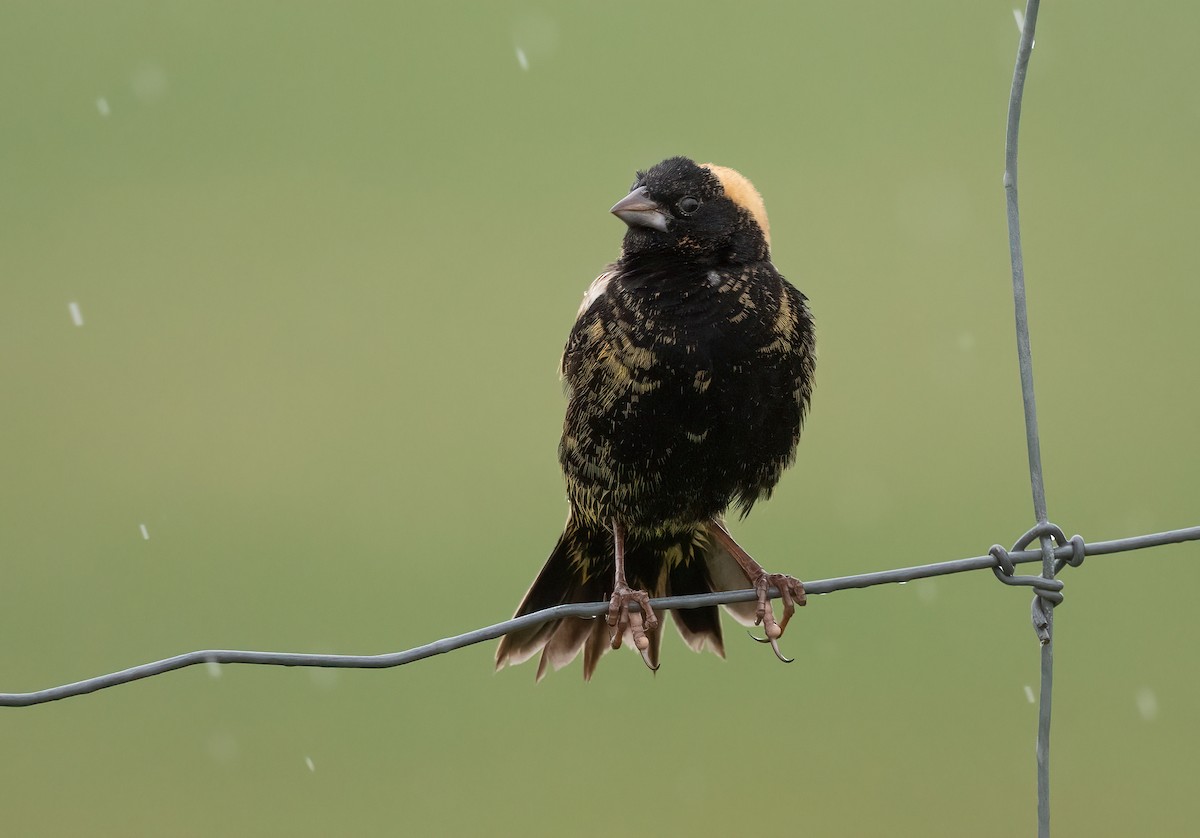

{"left": 990, "top": 523, "right": 1086, "bottom": 644}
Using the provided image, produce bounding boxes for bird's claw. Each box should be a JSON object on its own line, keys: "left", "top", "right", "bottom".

{"left": 754, "top": 572, "right": 806, "bottom": 633}
{"left": 746, "top": 629, "right": 795, "bottom": 663}
{"left": 748, "top": 573, "right": 805, "bottom": 662}
{"left": 607, "top": 585, "right": 659, "bottom": 671}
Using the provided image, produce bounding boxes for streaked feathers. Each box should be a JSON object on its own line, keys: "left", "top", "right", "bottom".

{"left": 498, "top": 157, "right": 814, "bottom": 678}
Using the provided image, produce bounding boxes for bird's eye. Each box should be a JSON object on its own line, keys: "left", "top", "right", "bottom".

{"left": 678, "top": 196, "right": 701, "bottom": 215}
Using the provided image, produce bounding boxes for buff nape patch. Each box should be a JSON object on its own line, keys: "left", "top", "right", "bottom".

{"left": 702, "top": 163, "right": 771, "bottom": 246}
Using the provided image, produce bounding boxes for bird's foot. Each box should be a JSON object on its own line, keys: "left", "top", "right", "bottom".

{"left": 748, "top": 573, "right": 807, "bottom": 663}
{"left": 607, "top": 585, "right": 659, "bottom": 671}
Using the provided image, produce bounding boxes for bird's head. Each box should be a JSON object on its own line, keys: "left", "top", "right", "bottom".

{"left": 611, "top": 157, "right": 771, "bottom": 264}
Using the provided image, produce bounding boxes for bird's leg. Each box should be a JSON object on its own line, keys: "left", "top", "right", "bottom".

{"left": 607, "top": 519, "right": 659, "bottom": 671}
{"left": 706, "top": 518, "right": 806, "bottom": 663}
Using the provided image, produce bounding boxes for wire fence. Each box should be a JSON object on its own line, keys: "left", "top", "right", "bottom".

{"left": 2, "top": 2, "right": 1196, "bottom": 834}
{"left": 1, "top": 524, "right": 1196, "bottom": 710}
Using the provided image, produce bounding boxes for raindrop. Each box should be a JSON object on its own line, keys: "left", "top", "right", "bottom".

{"left": 1135, "top": 687, "right": 1158, "bottom": 721}
{"left": 130, "top": 63, "right": 168, "bottom": 102}
{"left": 1012, "top": 8, "right": 1035, "bottom": 48}
{"left": 139, "top": 523, "right": 150, "bottom": 540}
{"left": 305, "top": 756, "right": 316, "bottom": 772}
{"left": 511, "top": 13, "right": 559, "bottom": 67}
{"left": 68, "top": 301, "right": 84, "bottom": 326}
{"left": 95, "top": 97, "right": 110, "bottom": 117}
{"left": 1023, "top": 685, "right": 1035, "bottom": 704}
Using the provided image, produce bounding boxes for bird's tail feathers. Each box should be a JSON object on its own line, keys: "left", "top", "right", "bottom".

{"left": 496, "top": 519, "right": 754, "bottom": 679}
{"left": 494, "top": 519, "right": 596, "bottom": 676}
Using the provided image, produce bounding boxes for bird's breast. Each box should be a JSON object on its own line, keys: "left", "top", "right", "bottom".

{"left": 559, "top": 261, "right": 811, "bottom": 531}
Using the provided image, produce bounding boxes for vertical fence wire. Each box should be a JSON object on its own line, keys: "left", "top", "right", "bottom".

{"left": 1002, "top": 1, "right": 1052, "bottom": 835}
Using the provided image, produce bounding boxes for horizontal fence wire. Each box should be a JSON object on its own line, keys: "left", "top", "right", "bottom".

{"left": 2, "top": 525, "right": 1196, "bottom": 707}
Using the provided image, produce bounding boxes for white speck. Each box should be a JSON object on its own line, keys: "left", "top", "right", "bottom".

{"left": 1023, "top": 685, "right": 1035, "bottom": 704}
{"left": 206, "top": 658, "right": 222, "bottom": 678}
{"left": 139, "top": 523, "right": 150, "bottom": 540}
{"left": 305, "top": 756, "right": 316, "bottom": 772}
{"left": 511, "top": 14, "right": 560, "bottom": 68}
{"left": 1136, "top": 687, "right": 1158, "bottom": 721}
{"left": 68, "top": 302, "right": 84, "bottom": 326}
{"left": 706, "top": 270, "right": 722, "bottom": 287}
{"left": 130, "top": 63, "right": 168, "bottom": 102}
{"left": 95, "top": 97, "right": 110, "bottom": 117}
{"left": 1012, "top": 8, "right": 1035, "bottom": 48}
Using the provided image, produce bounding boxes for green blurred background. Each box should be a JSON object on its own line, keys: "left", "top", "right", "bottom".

{"left": 3, "top": 2, "right": 1198, "bottom": 835}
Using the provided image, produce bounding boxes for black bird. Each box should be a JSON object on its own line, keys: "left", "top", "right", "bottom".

{"left": 496, "top": 157, "right": 815, "bottom": 679}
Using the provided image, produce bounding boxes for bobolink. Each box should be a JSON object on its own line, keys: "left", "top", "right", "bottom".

{"left": 496, "top": 157, "right": 815, "bottom": 679}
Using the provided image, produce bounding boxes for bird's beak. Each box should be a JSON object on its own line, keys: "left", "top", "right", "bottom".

{"left": 610, "top": 186, "right": 670, "bottom": 232}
